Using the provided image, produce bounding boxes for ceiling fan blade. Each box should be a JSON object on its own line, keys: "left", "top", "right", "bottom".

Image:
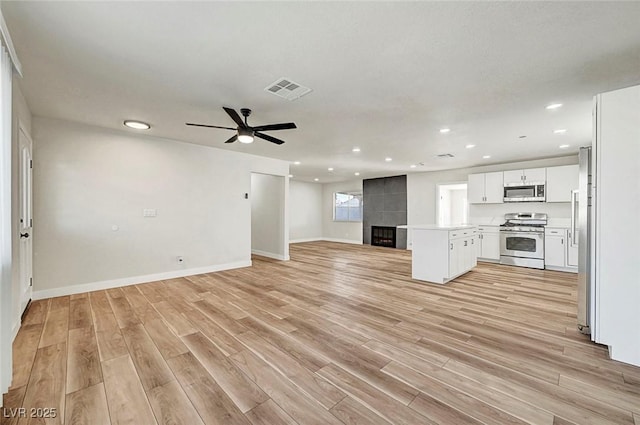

{"left": 223, "top": 107, "right": 246, "bottom": 128}
{"left": 255, "top": 132, "right": 285, "bottom": 145}
{"left": 251, "top": 122, "right": 297, "bottom": 132}
{"left": 224, "top": 135, "right": 238, "bottom": 144}
{"left": 186, "top": 123, "right": 235, "bottom": 130}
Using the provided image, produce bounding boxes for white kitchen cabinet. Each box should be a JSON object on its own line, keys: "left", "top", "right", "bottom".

{"left": 545, "top": 233, "right": 566, "bottom": 268}
{"left": 467, "top": 172, "right": 504, "bottom": 204}
{"left": 546, "top": 165, "right": 579, "bottom": 202}
{"left": 503, "top": 168, "right": 546, "bottom": 186}
{"left": 544, "top": 227, "right": 577, "bottom": 271}
{"left": 477, "top": 226, "right": 500, "bottom": 261}
{"left": 409, "top": 225, "right": 477, "bottom": 284}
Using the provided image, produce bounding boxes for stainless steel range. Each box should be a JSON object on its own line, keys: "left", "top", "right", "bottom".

{"left": 499, "top": 212, "right": 547, "bottom": 269}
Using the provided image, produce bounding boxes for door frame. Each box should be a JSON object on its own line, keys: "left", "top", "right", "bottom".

{"left": 436, "top": 181, "right": 469, "bottom": 226}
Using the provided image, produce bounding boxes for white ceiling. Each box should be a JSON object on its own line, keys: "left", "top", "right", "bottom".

{"left": 3, "top": 1, "right": 640, "bottom": 183}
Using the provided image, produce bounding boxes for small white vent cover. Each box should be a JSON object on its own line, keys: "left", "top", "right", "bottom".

{"left": 265, "top": 78, "right": 312, "bottom": 101}
{"left": 436, "top": 153, "right": 455, "bottom": 158}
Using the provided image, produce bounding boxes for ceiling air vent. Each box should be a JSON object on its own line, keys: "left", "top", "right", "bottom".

{"left": 436, "top": 153, "right": 455, "bottom": 158}
{"left": 265, "top": 78, "right": 312, "bottom": 101}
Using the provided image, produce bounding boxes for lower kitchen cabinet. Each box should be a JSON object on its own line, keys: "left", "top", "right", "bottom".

{"left": 410, "top": 226, "right": 477, "bottom": 284}
{"left": 477, "top": 226, "right": 500, "bottom": 261}
{"left": 545, "top": 227, "right": 577, "bottom": 272}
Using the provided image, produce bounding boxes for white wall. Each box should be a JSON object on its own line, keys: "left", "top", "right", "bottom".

{"left": 407, "top": 155, "right": 578, "bottom": 247}
{"left": 289, "top": 180, "right": 322, "bottom": 242}
{"left": 32, "top": 117, "right": 289, "bottom": 298}
{"left": 322, "top": 179, "right": 363, "bottom": 244}
{"left": 251, "top": 173, "right": 287, "bottom": 260}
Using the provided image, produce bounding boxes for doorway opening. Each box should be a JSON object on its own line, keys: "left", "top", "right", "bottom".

{"left": 437, "top": 183, "right": 468, "bottom": 226}
{"left": 250, "top": 173, "right": 288, "bottom": 261}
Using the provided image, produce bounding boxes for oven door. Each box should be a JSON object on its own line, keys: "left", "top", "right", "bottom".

{"left": 500, "top": 231, "right": 544, "bottom": 259}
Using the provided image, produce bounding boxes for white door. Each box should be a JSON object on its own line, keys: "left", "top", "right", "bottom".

{"left": 467, "top": 174, "right": 485, "bottom": 204}
{"left": 523, "top": 167, "right": 546, "bottom": 184}
{"left": 484, "top": 172, "right": 505, "bottom": 203}
{"left": 18, "top": 128, "right": 33, "bottom": 316}
{"left": 544, "top": 235, "right": 565, "bottom": 267}
{"left": 503, "top": 170, "right": 524, "bottom": 186}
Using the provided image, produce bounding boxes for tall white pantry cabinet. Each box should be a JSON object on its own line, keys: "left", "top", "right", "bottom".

{"left": 593, "top": 84, "right": 640, "bottom": 367}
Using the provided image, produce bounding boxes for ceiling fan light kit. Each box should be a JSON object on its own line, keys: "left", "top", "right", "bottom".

{"left": 186, "top": 107, "right": 296, "bottom": 146}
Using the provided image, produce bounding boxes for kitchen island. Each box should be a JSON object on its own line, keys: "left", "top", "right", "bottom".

{"left": 398, "top": 225, "right": 478, "bottom": 284}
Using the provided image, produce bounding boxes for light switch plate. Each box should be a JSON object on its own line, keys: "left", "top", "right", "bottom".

{"left": 143, "top": 209, "right": 157, "bottom": 217}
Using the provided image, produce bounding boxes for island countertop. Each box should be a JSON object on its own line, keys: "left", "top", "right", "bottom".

{"left": 396, "top": 224, "right": 476, "bottom": 231}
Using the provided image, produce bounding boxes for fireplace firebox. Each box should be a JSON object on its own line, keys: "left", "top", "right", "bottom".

{"left": 371, "top": 226, "right": 397, "bottom": 248}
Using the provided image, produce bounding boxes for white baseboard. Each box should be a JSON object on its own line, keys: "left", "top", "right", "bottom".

{"left": 321, "top": 237, "right": 363, "bottom": 245}
{"left": 544, "top": 265, "right": 578, "bottom": 274}
{"left": 251, "top": 249, "right": 289, "bottom": 261}
{"left": 32, "top": 260, "right": 252, "bottom": 300}
{"left": 289, "top": 237, "right": 323, "bottom": 244}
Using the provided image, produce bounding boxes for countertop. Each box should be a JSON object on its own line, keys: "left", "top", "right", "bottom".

{"left": 397, "top": 224, "right": 476, "bottom": 231}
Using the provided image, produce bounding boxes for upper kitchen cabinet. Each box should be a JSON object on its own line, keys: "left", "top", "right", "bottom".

{"left": 546, "top": 164, "right": 579, "bottom": 202}
{"left": 503, "top": 168, "right": 546, "bottom": 186}
{"left": 468, "top": 171, "right": 503, "bottom": 204}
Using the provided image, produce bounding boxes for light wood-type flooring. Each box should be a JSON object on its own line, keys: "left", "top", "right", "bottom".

{"left": 3, "top": 241, "right": 640, "bottom": 425}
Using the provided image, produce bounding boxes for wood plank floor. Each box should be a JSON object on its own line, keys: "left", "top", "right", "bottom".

{"left": 3, "top": 241, "right": 640, "bottom": 425}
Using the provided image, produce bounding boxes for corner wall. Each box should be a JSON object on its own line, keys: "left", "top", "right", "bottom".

{"left": 289, "top": 180, "right": 322, "bottom": 242}
{"left": 321, "top": 179, "right": 363, "bottom": 244}
{"left": 251, "top": 173, "right": 287, "bottom": 260}
{"left": 31, "top": 117, "right": 289, "bottom": 298}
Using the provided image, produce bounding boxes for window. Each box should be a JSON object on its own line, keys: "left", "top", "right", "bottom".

{"left": 334, "top": 192, "right": 363, "bottom": 222}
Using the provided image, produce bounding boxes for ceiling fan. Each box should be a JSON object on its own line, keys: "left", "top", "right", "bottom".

{"left": 186, "top": 107, "right": 296, "bottom": 145}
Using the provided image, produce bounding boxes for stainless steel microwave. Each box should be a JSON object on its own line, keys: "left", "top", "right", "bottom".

{"left": 503, "top": 184, "right": 545, "bottom": 202}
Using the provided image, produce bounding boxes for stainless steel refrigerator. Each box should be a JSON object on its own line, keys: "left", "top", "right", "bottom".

{"left": 576, "top": 146, "right": 593, "bottom": 335}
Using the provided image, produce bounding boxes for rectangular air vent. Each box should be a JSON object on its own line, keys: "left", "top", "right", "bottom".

{"left": 436, "top": 153, "right": 455, "bottom": 158}
{"left": 265, "top": 78, "right": 312, "bottom": 101}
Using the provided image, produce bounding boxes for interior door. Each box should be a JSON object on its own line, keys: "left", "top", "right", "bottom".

{"left": 18, "top": 128, "right": 33, "bottom": 316}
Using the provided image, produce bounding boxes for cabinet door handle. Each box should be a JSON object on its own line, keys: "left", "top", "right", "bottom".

{"left": 464, "top": 240, "right": 468, "bottom": 246}
{"left": 451, "top": 243, "right": 453, "bottom": 250}
{"left": 561, "top": 238, "right": 564, "bottom": 245}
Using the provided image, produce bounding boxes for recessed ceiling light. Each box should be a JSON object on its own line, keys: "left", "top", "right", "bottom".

{"left": 328, "top": 167, "right": 334, "bottom": 171}
{"left": 123, "top": 120, "right": 150, "bottom": 130}
{"left": 352, "top": 147, "right": 361, "bottom": 153}
{"left": 288, "top": 174, "right": 293, "bottom": 178}
{"left": 314, "top": 178, "right": 319, "bottom": 182}
{"left": 465, "top": 144, "right": 476, "bottom": 149}
{"left": 354, "top": 172, "right": 360, "bottom": 176}
{"left": 385, "top": 157, "right": 392, "bottom": 162}
{"left": 440, "top": 128, "right": 451, "bottom": 134}
{"left": 546, "top": 103, "right": 563, "bottom": 110}
{"left": 559, "top": 144, "right": 570, "bottom": 149}
{"left": 483, "top": 155, "right": 491, "bottom": 159}
{"left": 554, "top": 129, "right": 567, "bottom": 134}
{"left": 410, "top": 164, "right": 417, "bottom": 168}
{"left": 293, "top": 161, "right": 301, "bottom": 165}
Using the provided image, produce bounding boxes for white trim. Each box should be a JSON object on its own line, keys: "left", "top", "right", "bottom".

{"left": 0, "top": 10, "right": 22, "bottom": 76}
{"left": 11, "top": 320, "right": 19, "bottom": 341}
{"left": 289, "top": 237, "right": 323, "bottom": 244}
{"left": 544, "top": 265, "right": 578, "bottom": 274}
{"left": 251, "top": 249, "right": 289, "bottom": 261}
{"left": 322, "top": 237, "right": 363, "bottom": 245}
{"left": 32, "top": 260, "right": 251, "bottom": 300}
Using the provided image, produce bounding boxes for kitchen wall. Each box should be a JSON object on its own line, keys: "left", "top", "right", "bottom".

{"left": 322, "top": 179, "right": 363, "bottom": 244}
{"left": 289, "top": 180, "right": 322, "bottom": 242}
{"left": 251, "top": 173, "right": 287, "bottom": 260}
{"left": 32, "top": 117, "right": 289, "bottom": 298}
{"left": 407, "top": 155, "right": 578, "bottom": 247}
